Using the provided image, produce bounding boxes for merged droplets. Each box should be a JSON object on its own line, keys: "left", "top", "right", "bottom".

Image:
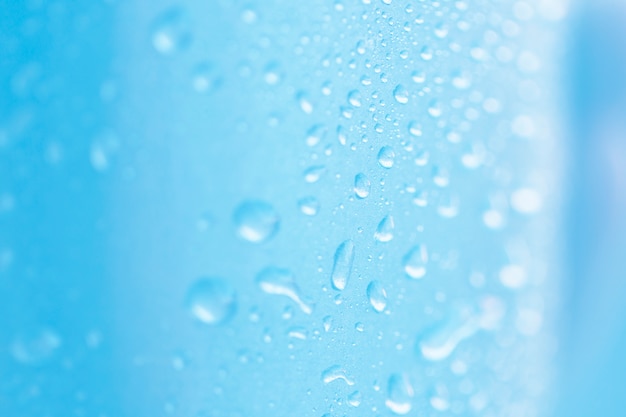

{"left": 385, "top": 373, "right": 414, "bottom": 415}
{"left": 233, "top": 200, "right": 280, "bottom": 243}
{"left": 330, "top": 240, "right": 355, "bottom": 291}
{"left": 11, "top": 327, "right": 62, "bottom": 365}
{"left": 256, "top": 267, "right": 312, "bottom": 314}
{"left": 367, "top": 280, "right": 388, "bottom": 313}
{"left": 403, "top": 244, "right": 428, "bottom": 279}
{"left": 378, "top": 146, "right": 395, "bottom": 168}
{"left": 321, "top": 365, "right": 355, "bottom": 385}
{"left": 185, "top": 277, "right": 237, "bottom": 325}
{"left": 151, "top": 7, "right": 192, "bottom": 55}
{"left": 374, "top": 215, "right": 395, "bottom": 242}
{"left": 393, "top": 84, "right": 409, "bottom": 104}
{"left": 354, "top": 173, "right": 371, "bottom": 199}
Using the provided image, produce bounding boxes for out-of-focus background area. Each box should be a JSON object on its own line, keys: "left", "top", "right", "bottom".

{"left": 0, "top": 1, "right": 624, "bottom": 416}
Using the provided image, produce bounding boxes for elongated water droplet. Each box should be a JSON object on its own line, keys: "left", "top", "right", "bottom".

{"left": 374, "top": 215, "right": 394, "bottom": 242}
{"left": 367, "top": 280, "right": 388, "bottom": 313}
{"left": 306, "top": 124, "right": 327, "bottom": 146}
{"left": 256, "top": 267, "right": 312, "bottom": 314}
{"left": 321, "top": 365, "right": 355, "bottom": 385}
{"left": 151, "top": 8, "right": 192, "bottom": 55}
{"left": 417, "top": 319, "right": 478, "bottom": 361}
{"left": 403, "top": 244, "right": 428, "bottom": 279}
{"left": 233, "top": 200, "right": 280, "bottom": 243}
{"left": 185, "top": 277, "right": 237, "bottom": 325}
{"left": 378, "top": 146, "right": 395, "bottom": 168}
{"left": 385, "top": 373, "right": 414, "bottom": 415}
{"left": 330, "top": 240, "right": 355, "bottom": 291}
{"left": 393, "top": 84, "right": 409, "bottom": 104}
{"left": 286, "top": 326, "right": 308, "bottom": 340}
{"left": 297, "top": 91, "right": 314, "bottom": 114}
{"left": 354, "top": 173, "right": 371, "bottom": 199}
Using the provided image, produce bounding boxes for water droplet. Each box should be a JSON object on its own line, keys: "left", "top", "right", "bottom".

{"left": 11, "top": 327, "right": 62, "bottom": 365}
{"left": 303, "top": 165, "right": 326, "bottom": 183}
{"left": 90, "top": 132, "right": 119, "bottom": 172}
{"left": 499, "top": 264, "right": 527, "bottom": 289}
{"left": 408, "top": 121, "right": 422, "bottom": 137}
{"left": 367, "top": 281, "right": 388, "bottom": 313}
{"left": 347, "top": 90, "right": 362, "bottom": 107}
{"left": 355, "top": 322, "right": 365, "bottom": 332}
{"left": 330, "top": 240, "right": 355, "bottom": 291}
{"left": 323, "top": 315, "right": 333, "bottom": 332}
{"left": 263, "top": 62, "right": 281, "bottom": 85}
{"left": 191, "top": 62, "right": 221, "bottom": 93}
{"left": 233, "top": 200, "right": 280, "bottom": 243}
{"left": 298, "top": 196, "right": 320, "bottom": 216}
{"left": 354, "top": 173, "right": 371, "bottom": 199}
{"left": 378, "top": 146, "right": 395, "bottom": 168}
{"left": 417, "top": 319, "right": 478, "bottom": 361}
{"left": 420, "top": 46, "right": 434, "bottom": 61}
{"left": 374, "top": 215, "right": 395, "bottom": 242}
{"left": 411, "top": 70, "right": 426, "bottom": 83}
{"left": 306, "top": 124, "right": 327, "bottom": 146}
{"left": 151, "top": 8, "right": 192, "bottom": 55}
{"left": 297, "top": 91, "right": 314, "bottom": 114}
{"left": 427, "top": 100, "right": 443, "bottom": 118}
{"left": 287, "top": 326, "right": 308, "bottom": 340}
{"left": 185, "top": 277, "right": 237, "bottom": 325}
{"left": 256, "top": 267, "right": 312, "bottom": 314}
{"left": 451, "top": 70, "right": 472, "bottom": 90}
{"left": 393, "top": 85, "right": 409, "bottom": 104}
{"left": 321, "top": 365, "right": 355, "bottom": 385}
{"left": 348, "top": 390, "right": 363, "bottom": 407}
{"left": 510, "top": 188, "right": 542, "bottom": 214}
{"left": 385, "top": 374, "right": 414, "bottom": 415}
{"left": 403, "top": 245, "right": 428, "bottom": 279}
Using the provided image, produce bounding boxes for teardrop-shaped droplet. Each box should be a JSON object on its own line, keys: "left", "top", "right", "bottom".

{"left": 321, "top": 365, "right": 355, "bottom": 385}
{"left": 374, "top": 215, "right": 395, "bottom": 242}
{"left": 378, "top": 146, "right": 395, "bottom": 168}
{"left": 385, "top": 373, "right": 414, "bottom": 415}
{"left": 233, "top": 200, "right": 280, "bottom": 243}
{"left": 330, "top": 240, "right": 355, "bottom": 291}
{"left": 393, "top": 84, "right": 409, "bottom": 104}
{"left": 185, "top": 277, "right": 237, "bottom": 325}
{"left": 354, "top": 173, "right": 371, "bottom": 199}
{"left": 403, "top": 245, "right": 428, "bottom": 279}
{"left": 367, "top": 280, "right": 388, "bottom": 313}
{"left": 256, "top": 267, "right": 312, "bottom": 314}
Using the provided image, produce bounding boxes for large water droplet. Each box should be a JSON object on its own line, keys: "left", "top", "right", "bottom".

{"left": 330, "top": 240, "right": 355, "bottom": 291}
{"left": 374, "top": 215, "right": 395, "bottom": 242}
{"left": 385, "top": 373, "right": 414, "bottom": 415}
{"left": 233, "top": 200, "right": 280, "bottom": 243}
{"left": 256, "top": 267, "right": 312, "bottom": 314}
{"left": 354, "top": 173, "right": 371, "bottom": 199}
{"left": 151, "top": 8, "right": 192, "bottom": 55}
{"left": 403, "top": 245, "right": 428, "bottom": 279}
{"left": 185, "top": 277, "right": 237, "bottom": 325}
{"left": 393, "top": 85, "right": 409, "bottom": 104}
{"left": 378, "top": 146, "right": 395, "bottom": 168}
{"left": 10, "top": 327, "right": 62, "bottom": 365}
{"left": 367, "top": 281, "right": 388, "bottom": 313}
{"left": 321, "top": 365, "right": 355, "bottom": 385}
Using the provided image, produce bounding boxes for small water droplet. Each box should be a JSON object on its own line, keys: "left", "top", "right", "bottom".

{"left": 354, "top": 173, "right": 371, "bottom": 199}
{"left": 393, "top": 85, "right": 409, "bottom": 104}
{"left": 330, "top": 240, "right": 355, "bottom": 291}
{"left": 428, "top": 100, "right": 443, "bottom": 118}
{"left": 408, "top": 121, "right": 422, "bottom": 137}
{"left": 385, "top": 373, "right": 414, "bottom": 415}
{"left": 263, "top": 62, "right": 282, "bottom": 85}
{"left": 151, "top": 8, "right": 192, "bottom": 55}
{"left": 297, "top": 91, "right": 314, "bottom": 114}
{"left": 287, "top": 326, "right": 308, "bottom": 340}
{"left": 321, "top": 365, "right": 355, "bottom": 385}
{"left": 191, "top": 62, "right": 221, "bottom": 93}
{"left": 355, "top": 322, "right": 365, "bottom": 332}
{"left": 420, "top": 46, "right": 434, "bottom": 61}
{"left": 233, "top": 200, "right": 280, "bottom": 243}
{"left": 306, "top": 124, "right": 327, "bottom": 146}
{"left": 403, "top": 245, "right": 428, "bottom": 279}
{"left": 185, "top": 277, "right": 237, "bottom": 325}
{"left": 256, "top": 267, "right": 312, "bottom": 314}
{"left": 323, "top": 315, "right": 333, "bottom": 332}
{"left": 303, "top": 165, "right": 326, "bottom": 183}
{"left": 298, "top": 196, "right": 320, "bottom": 216}
{"left": 411, "top": 70, "right": 426, "bottom": 83}
{"left": 374, "top": 215, "right": 395, "bottom": 242}
{"left": 367, "top": 281, "right": 388, "bottom": 313}
{"left": 378, "top": 146, "right": 395, "bottom": 168}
